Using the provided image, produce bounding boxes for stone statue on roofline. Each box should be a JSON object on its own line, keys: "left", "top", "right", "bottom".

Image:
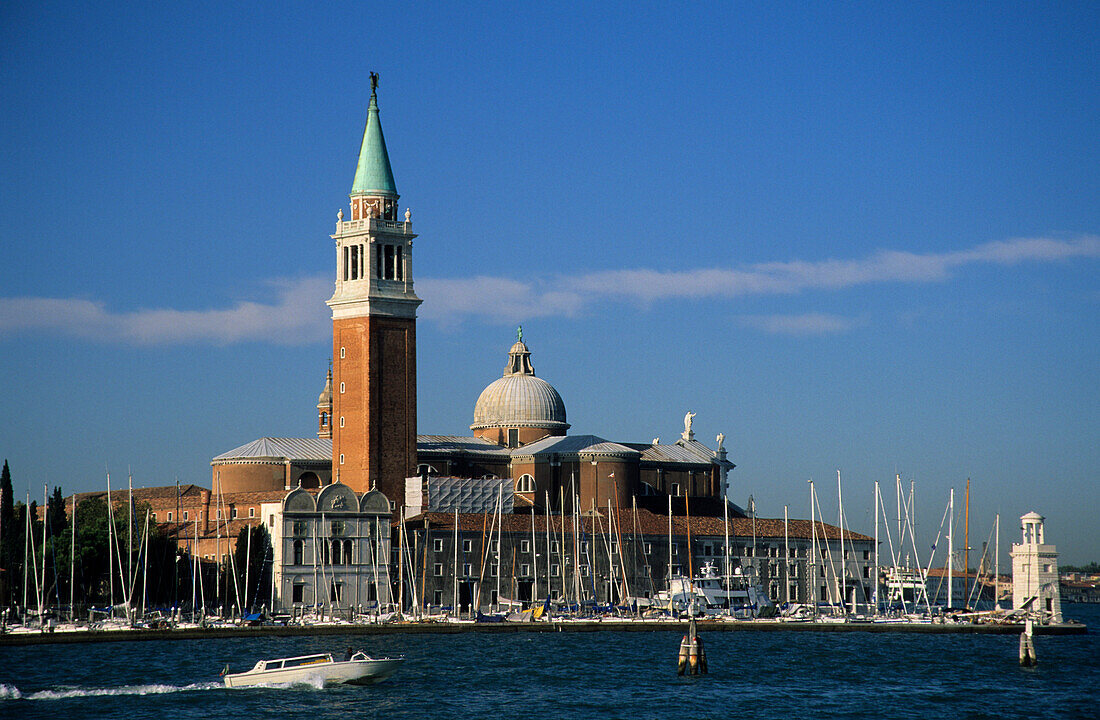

{"left": 682, "top": 411, "right": 696, "bottom": 442}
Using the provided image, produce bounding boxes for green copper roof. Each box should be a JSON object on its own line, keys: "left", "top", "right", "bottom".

{"left": 350, "top": 88, "right": 398, "bottom": 197}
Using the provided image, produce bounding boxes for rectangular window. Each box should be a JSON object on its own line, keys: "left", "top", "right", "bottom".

{"left": 580, "top": 541, "right": 588, "bottom": 553}
{"left": 183, "top": 511, "right": 189, "bottom": 521}
{"left": 507, "top": 428, "right": 519, "bottom": 448}
{"left": 384, "top": 245, "right": 395, "bottom": 280}
{"left": 166, "top": 512, "right": 172, "bottom": 521}
{"left": 671, "top": 565, "right": 681, "bottom": 576}
{"left": 340, "top": 453, "right": 345, "bottom": 464}
{"left": 463, "top": 540, "right": 472, "bottom": 553}
{"left": 292, "top": 584, "right": 304, "bottom": 603}
{"left": 343, "top": 246, "right": 350, "bottom": 281}
{"left": 671, "top": 483, "right": 680, "bottom": 496}
{"left": 217, "top": 509, "right": 223, "bottom": 520}
{"left": 462, "top": 563, "right": 472, "bottom": 576}
{"left": 520, "top": 564, "right": 531, "bottom": 577}
{"left": 551, "top": 564, "right": 560, "bottom": 577}
{"left": 231, "top": 507, "right": 238, "bottom": 518}
{"left": 490, "top": 540, "right": 499, "bottom": 553}
{"left": 434, "top": 590, "right": 444, "bottom": 606}
{"left": 330, "top": 582, "right": 342, "bottom": 602}
{"left": 644, "top": 543, "right": 652, "bottom": 555}
{"left": 671, "top": 543, "right": 679, "bottom": 556}
{"left": 580, "top": 566, "right": 590, "bottom": 577}
{"left": 269, "top": 514, "right": 275, "bottom": 527}
{"left": 340, "top": 347, "right": 345, "bottom": 359}
{"left": 433, "top": 563, "right": 443, "bottom": 577}
{"left": 395, "top": 246, "right": 404, "bottom": 281}
{"left": 611, "top": 542, "right": 618, "bottom": 554}
{"left": 339, "top": 416, "right": 345, "bottom": 428}
{"left": 359, "top": 244, "right": 365, "bottom": 278}
{"left": 864, "top": 566, "right": 870, "bottom": 578}
{"left": 490, "top": 565, "right": 498, "bottom": 577}
{"left": 376, "top": 244, "right": 384, "bottom": 279}
{"left": 433, "top": 539, "right": 444, "bottom": 552}
{"left": 293, "top": 521, "right": 308, "bottom": 537}
{"left": 520, "top": 540, "right": 530, "bottom": 553}
{"left": 340, "top": 382, "right": 345, "bottom": 393}
{"left": 349, "top": 244, "right": 358, "bottom": 280}
{"left": 551, "top": 541, "right": 560, "bottom": 553}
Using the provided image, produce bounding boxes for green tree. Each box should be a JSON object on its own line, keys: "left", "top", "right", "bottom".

{"left": 0, "top": 460, "right": 14, "bottom": 606}
{"left": 233, "top": 524, "right": 273, "bottom": 614}
{"left": 47, "top": 486, "right": 67, "bottom": 538}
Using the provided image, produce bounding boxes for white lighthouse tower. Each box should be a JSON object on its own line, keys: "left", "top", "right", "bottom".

{"left": 1010, "top": 511, "right": 1062, "bottom": 623}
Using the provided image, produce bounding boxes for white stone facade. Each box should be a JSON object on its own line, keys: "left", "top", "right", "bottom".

{"left": 269, "top": 483, "right": 394, "bottom": 614}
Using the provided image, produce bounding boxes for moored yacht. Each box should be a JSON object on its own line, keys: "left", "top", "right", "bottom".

{"left": 653, "top": 561, "right": 773, "bottom": 616}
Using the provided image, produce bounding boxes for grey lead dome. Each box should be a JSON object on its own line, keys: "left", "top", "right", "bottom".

{"left": 470, "top": 340, "right": 569, "bottom": 432}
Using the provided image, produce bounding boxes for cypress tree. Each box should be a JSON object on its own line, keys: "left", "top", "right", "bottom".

{"left": 0, "top": 460, "right": 13, "bottom": 604}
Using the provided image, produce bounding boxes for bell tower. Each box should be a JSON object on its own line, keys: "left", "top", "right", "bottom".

{"left": 327, "top": 73, "right": 420, "bottom": 501}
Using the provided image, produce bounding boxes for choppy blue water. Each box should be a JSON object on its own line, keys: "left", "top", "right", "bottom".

{"left": 2, "top": 605, "right": 1097, "bottom": 720}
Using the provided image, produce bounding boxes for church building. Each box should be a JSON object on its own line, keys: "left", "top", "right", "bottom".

{"left": 195, "top": 77, "right": 873, "bottom": 614}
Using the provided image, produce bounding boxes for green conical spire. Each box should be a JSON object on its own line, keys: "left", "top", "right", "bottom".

{"left": 351, "top": 74, "right": 398, "bottom": 198}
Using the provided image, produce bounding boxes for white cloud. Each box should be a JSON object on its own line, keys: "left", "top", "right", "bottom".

{"left": 1, "top": 235, "right": 1095, "bottom": 344}
{"left": 0, "top": 276, "right": 331, "bottom": 346}
{"left": 737, "top": 313, "right": 859, "bottom": 336}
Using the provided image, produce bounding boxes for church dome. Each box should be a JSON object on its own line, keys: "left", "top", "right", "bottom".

{"left": 471, "top": 337, "right": 568, "bottom": 434}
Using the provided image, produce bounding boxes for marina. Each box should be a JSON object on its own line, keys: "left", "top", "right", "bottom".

{"left": 1, "top": 604, "right": 1097, "bottom": 720}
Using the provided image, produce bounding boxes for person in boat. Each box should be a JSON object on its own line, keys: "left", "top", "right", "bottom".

{"left": 345, "top": 647, "right": 355, "bottom": 661}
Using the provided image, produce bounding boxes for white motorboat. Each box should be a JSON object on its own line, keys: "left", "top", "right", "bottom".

{"left": 223, "top": 651, "right": 403, "bottom": 688}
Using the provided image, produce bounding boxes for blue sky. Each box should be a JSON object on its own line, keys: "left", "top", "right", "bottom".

{"left": 1, "top": 3, "right": 1097, "bottom": 564}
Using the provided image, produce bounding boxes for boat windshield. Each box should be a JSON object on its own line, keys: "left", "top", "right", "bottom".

{"left": 279, "top": 654, "right": 332, "bottom": 668}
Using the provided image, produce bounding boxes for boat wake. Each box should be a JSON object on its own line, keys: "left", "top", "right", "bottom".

{"left": 0, "top": 681, "right": 224, "bottom": 701}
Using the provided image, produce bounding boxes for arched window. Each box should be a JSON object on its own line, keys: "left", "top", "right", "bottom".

{"left": 293, "top": 540, "right": 304, "bottom": 566}
{"left": 331, "top": 539, "right": 342, "bottom": 565}
{"left": 344, "top": 539, "right": 353, "bottom": 564}
{"left": 416, "top": 463, "right": 437, "bottom": 477}
{"left": 516, "top": 474, "right": 535, "bottom": 493}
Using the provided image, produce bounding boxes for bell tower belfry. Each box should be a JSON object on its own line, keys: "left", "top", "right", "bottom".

{"left": 327, "top": 73, "right": 420, "bottom": 501}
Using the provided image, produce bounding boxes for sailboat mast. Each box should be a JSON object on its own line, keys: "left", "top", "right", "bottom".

{"left": 947, "top": 487, "right": 954, "bottom": 609}
{"left": 105, "top": 474, "right": 114, "bottom": 615}
{"left": 41, "top": 484, "right": 47, "bottom": 622}
{"left": 192, "top": 510, "right": 198, "bottom": 621}
{"left": 837, "top": 470, "right": 846, "bottom": 614}
{"left": 808, "top": 479, "right": 816, "bottom": 615}
{"left": 127, "top": 472, "right": 133, "bottom": 598}
{"left": 453, "top": 509, "right": 459, "bottom": 614}
{"left": 873, "top": 481, "right": 879, "bottom": 616}
{"left": 964, "top": 478, "right": 970, "bottom": 608}
{"left": 70, "top": 493, "right": 76, "bottom": 621}
{"left": 994, "top": 513, "right": 1000, "bottom": 608}
{"left": 783, "top": 504, "right": 789, "bottom": 606}
{"left": 724, "top": 491, "right": 731, "bottom": 588}
{"left": 531, "top": 503, "right": 537, "bottom": 605}
{"left": 244, "top": 522, "right": 252, "bottom": 613}
{"left": 141, "top": 509, "right": 150, "bottom": 618}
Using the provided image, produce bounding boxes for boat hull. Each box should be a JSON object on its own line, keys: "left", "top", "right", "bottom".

{"left": 224, "top": 657, "right": 403, "bottom": 688}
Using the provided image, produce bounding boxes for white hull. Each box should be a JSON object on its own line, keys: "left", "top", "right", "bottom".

{"left": 224, "top": 653, "right": 402, "bottom": 688}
